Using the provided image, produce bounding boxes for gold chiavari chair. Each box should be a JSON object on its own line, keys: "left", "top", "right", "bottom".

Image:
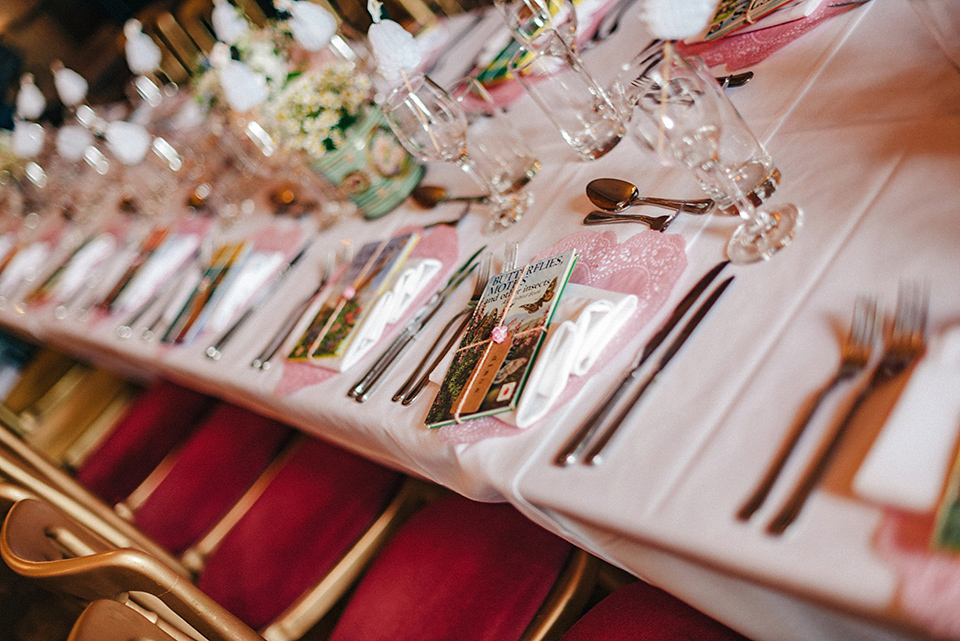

{"left": 1, "top": 490, "right": 599, "bottom": 641}
{"left": 68, "top": 600, "right": 187, "bottom": 641}
{"left": 0, "top": 347, "right": 142, "bottom": 468}
{"left": 1, "top": 498, "right": 265, "bottom": 641}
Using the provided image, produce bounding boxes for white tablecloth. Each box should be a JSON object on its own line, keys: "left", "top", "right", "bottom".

{"left": 6, "top": 1, "right": 960, "bottom": 639}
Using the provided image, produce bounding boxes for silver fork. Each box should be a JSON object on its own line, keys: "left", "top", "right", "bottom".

{"left": 738, "top": 296, "right": 879, "bottom": 521}
{"left": 768, "top": 283, "right": 928, "bottom": 534}
{"left": 392, "top": 252, "right": 493, "bottom": 405}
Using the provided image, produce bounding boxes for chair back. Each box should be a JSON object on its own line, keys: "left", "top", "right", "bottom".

{"left": 192, "top": 436, "right": 406, "bottom": 637}
{"left": 74, "top": 380, "right": 216, "bottom": 505}
{"left": 120, "top": 403, "right": 294, "bottom": 557}
{"left": 68, "top": 600, "right": 183, "bottom": 641}
{"left": 558, "top": 580, "right": 752, "bottom": 641}
{"left": 326, "top": 493, "right": 595, "bottom": 641}
{"left": 1, "top": 498, "right": 265, "bottom": 641}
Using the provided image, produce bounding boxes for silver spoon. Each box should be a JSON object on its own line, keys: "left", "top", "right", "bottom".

{"left": 411, "top": 185, "right": 488, "bottom": 209}
{"left": 586, "top": 178, "right": 713, "bottom": 215}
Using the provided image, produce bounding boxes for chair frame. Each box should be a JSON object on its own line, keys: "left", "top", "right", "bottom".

{"left": 1, "top": 498, "right": 265, "bottom": 641}
{"left": 68, "top": 599, "right": 188, "bottom": 641}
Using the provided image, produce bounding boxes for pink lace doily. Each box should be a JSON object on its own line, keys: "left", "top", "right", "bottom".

{"left": 436, "top": 229, "right": 687, "bottom": 445}
{"left": 274, "top": 224, "right": 460, "bottom": 398}
{"left": 874, "top": 509, "right": 960, "bottom": 638}
{"left": 676, "top": 3, "right": 855, "bottom": 71}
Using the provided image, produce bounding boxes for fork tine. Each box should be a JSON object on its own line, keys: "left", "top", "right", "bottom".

{"left": 502, "top": 242, "right": 519, "bottom": 274}
{"left": 472, "top": 253, "right": 491, "bottom": 299}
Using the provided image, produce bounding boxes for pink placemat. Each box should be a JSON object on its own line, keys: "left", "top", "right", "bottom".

{"left": 676, "top": 3, "right": 858, "bottom": 71}
{"left": 435, "top": 228, "right": 687, "bottom": 445}
{"left": 875, "top": 509, "right": 960, "bottom": 639}
{"left": 274, "top": 224, "right": 460, "bottom": 397}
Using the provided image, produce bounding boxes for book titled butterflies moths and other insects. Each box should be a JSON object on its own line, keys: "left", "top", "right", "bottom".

{"left": 425, "top": 249, "right": 577, "bottom": 429}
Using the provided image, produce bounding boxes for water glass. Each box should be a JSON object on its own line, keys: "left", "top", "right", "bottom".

{"left": 610, "top": 46, "right": 780, "bottom": 214}
{"left": 508, "top": 32, "right": 624, "bottom": 161}
{"left": 623, "top": 46, "right": 801, "bottom": 264}
{"left": 450, "top": 76, "right": 540, "bottom": 196}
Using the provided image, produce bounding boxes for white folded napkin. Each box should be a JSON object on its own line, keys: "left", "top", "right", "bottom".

{"left": 212, "top": 0, "right": 250, "bottom": 44}
{"left": 218, "top": 57, "right": 269, "bottom": 113}
{"left": 205, "top": 250, "right": 285, "bottom": 333}
{"left": 50, "top": 234, "right": 117, "bottom": 302}
{"left": 111, "top": 234, "right": 201, "bottom": 314}
{"left": 513, "top": 283, "right": 637, "bottom": 428}
{"left": 16, "top": 74, "right": 46, "bottom": 121}
{"left": 278, "top": 0, "right": 337, "bottom": 51}
{"left": 854, "top": 325, "right": 960, "bottom": 512}
{"left": 53, "top": 66, "right": 88, "bottom": 107}
{"left": 124, "top": 19, "right": 163, "bottom": 75}
{"left": 333, "top": 257, "right": 441, "bottom": 372}
{"left": 0, "top": 242, "right": 50, "bottom": 299}
{"left": 638, "top": 0, "right": 720, "bottom": 40}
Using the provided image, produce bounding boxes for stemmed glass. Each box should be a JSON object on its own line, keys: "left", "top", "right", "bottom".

{"left": 495, "top": 0, "right": 578, "bottom": 53}
{"left": 634, "top": 48, "right": 801, "bottom": 264}
{"left": 380, "top": 73, "right": 528, "bottom": 229}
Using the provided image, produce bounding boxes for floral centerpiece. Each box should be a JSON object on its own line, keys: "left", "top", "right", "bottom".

{"left": 264, "top": 62, "right": 371, "bottom": 158}
{"left": 188, "top": 0, "right": 422, "bottom": 220}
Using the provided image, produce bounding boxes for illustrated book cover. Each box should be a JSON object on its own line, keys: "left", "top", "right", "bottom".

{"left": 425, "top": 249, "right": 577, "bottom": 428}
{"left": 288, "top": 232, "right": 419, "bottom": 361}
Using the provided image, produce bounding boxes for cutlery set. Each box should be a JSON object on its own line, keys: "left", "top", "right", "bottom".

{"left": 555, "top": 260, "right": 733, "bottom": 467}
{"left": 739, "top": 283, "right": 929, "bottom": 534}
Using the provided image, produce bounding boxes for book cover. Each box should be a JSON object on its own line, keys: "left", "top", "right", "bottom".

{"left": 287, "top": 232, "right": 419, "bottom": 361}
{"left": 702, "top": 0, "right": 794, "bottom": 41}
{"left": 425, "top": 249, "right": 577, "bottom": 428}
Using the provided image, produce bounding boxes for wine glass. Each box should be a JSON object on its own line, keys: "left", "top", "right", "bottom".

{"left": 494, "top": 0, "right": 578, "bottom": 53}
{"left": 634, "top": 48, "right": 801, "bottom": 264}
{"left": 380, "top": 73, "right": 528, "bottom": 229}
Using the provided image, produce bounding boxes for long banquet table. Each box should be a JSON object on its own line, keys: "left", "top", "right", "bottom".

{"left": 4, "top": 1, "right": 960, "bottom": 640}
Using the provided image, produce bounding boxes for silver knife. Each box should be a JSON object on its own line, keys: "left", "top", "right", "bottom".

{"left": 581, "top": 275, "right": 735, "bottom": 465}
{"left": 554, "top": 260, "right": 729, "bottom": 466}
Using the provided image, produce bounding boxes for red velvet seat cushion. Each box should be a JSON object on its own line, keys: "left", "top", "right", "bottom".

{"left": 328, "top": 494, "right": 573, "bottom": 641}
{"left": 75, "top": 380, "right": 216, "bottom": 505}
{"left": 130, "top": 404, "right": 293, "bottom": 556}
{"left": 559, "top": 580, "right": 751, "bottom": 641}
{"left": 195, "top": 436, "right": 403, "bottom": 630}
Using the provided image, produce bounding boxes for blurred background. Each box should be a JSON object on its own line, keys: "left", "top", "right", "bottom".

{"left": 0, "top": 0, "right": 486, "bottom": 124}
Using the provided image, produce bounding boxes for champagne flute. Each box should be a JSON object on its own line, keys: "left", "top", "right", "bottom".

{"left": 636, "top": 48, "right": 801, "bottom": 264}
{"left": 380, "top": 73, "right": 528, "bottom": 229}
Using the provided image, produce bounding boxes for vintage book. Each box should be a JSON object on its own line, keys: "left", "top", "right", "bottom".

{"left": 425, "top": 249, "right": 577, "bottom": 428}
{"left": 288, "top": 232, "right": 419, "bottom": 361}
{"left": 702, "top": 0, "right": 795, "bottom": 41}
{"left": 933, "top": 446, "right": 960, "bottom": 553}
{"left": 161, "top": 240, "right": 251, "bottom": 344}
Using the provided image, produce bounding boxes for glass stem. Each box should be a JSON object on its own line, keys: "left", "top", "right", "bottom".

{"left": 714, "top": 161, "right": 773, "bottom": 238}
{"left": 456, "top": 152, "right": 503, "bottom": 205}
